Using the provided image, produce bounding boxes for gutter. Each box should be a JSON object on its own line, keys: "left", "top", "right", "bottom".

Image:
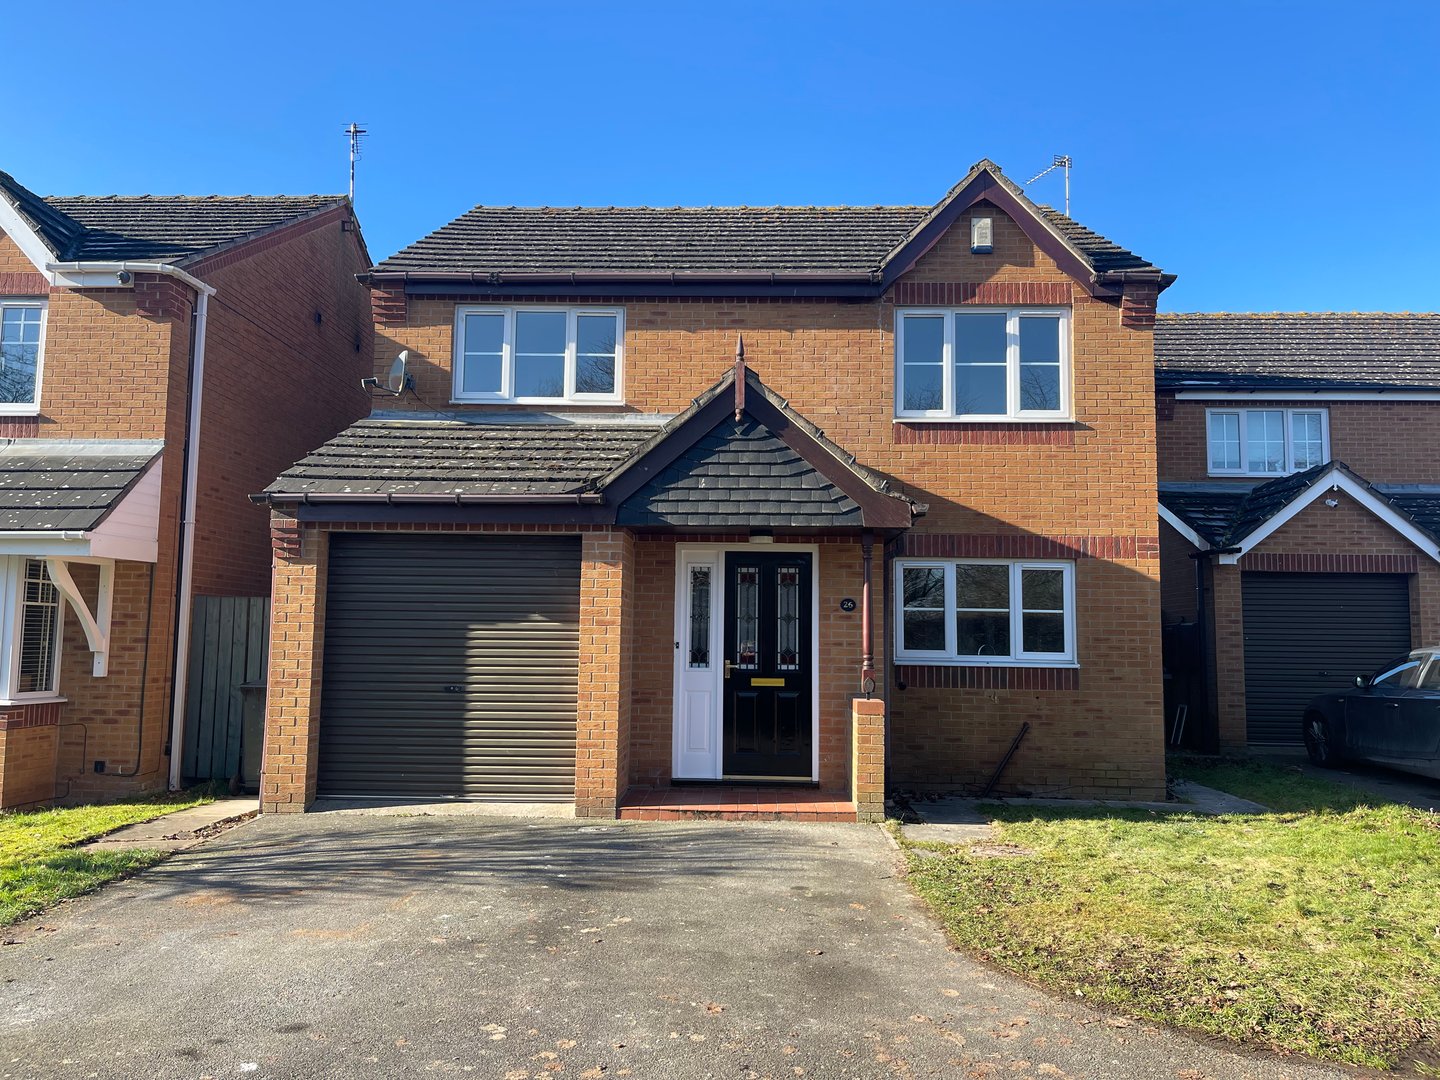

{"left": 251, "top": 491, "right": 606, "bottom": 506}
{"left": 50, "top": 258, "right": 217, "bottom": 793}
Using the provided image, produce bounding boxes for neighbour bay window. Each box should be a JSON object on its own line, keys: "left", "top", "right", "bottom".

{"left": 0, "top": 300, "right": 46, "bottom": 413}
{"left": 895, "top": 559, "right": 1076, "bottom": 664}
{"left": 453, "top": 306, "right": 623, "bottom": 403}
{"left": 1206, "top": 408, "right": 1328, "bottom": 476}
{"left": 0, "top": 558, "right": 63, "bottom": 701}
{"left": 896, "top": 307, "right": 1070, "bottom": 420}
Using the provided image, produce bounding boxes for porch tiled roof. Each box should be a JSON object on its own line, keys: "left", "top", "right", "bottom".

{"left": 615, "top": 416, "right": 863, "bottom": 527}
{"left": 263, "top": 419, "right": 658, "bottom": 498}
{"left": 0, "top": 440, "right": 162, "bottom": 531}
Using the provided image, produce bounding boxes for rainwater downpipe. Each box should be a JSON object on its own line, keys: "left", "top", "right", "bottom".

{"left": 49, "top": 262, "right": 219, "bottom": 791}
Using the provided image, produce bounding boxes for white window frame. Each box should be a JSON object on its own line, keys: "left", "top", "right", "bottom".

{"left": 894, "top": 558, "right": 1077, "bottom": 666}
{"left": 1205, "top": 407, "right": 1330, "bottom": 477}
{"left": 0, "top": 298, "right": 48, "bottom": 416}
{"left": 895, "top": 306, "right": 1071, "bottom": 421}
{"left": 0, "top": 557, "right": 64, "bottom": 702}
{"left": 451, "top": 304, "right": 624, "bottom": 405}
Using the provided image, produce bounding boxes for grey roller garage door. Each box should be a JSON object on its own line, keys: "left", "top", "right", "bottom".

{"left": 319, "top": 534, "right": 581, "bottom": 800}
{"left": 1241, "top": 572, "right": 1412, "bottom": 746}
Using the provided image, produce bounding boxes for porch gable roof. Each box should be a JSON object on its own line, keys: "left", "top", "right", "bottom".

{"left": 1159, "top": 461, "right": 1440, "bottom": 563}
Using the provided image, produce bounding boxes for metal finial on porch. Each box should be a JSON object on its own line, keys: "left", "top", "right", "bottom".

{"left": 734, "top": 334, "right": 746, "bottom": 421}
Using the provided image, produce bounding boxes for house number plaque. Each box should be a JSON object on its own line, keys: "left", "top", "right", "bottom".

{"left": 839, "top": 598, "right": 857, "bottom": 612}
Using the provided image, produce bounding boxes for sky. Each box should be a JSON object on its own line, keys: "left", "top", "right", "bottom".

{"left": 4, "top": 1, "right": 1438, "bottom": 312}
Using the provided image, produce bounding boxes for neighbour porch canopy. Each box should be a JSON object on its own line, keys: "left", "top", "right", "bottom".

{"left": 0, "top": 439, "right": 163, "bottom": 677}
{"left": 255, "top": 365, "right": 924, "bottom": 532}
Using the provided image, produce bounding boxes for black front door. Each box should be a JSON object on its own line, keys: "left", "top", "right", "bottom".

{"left": 722, "top": 552, "right": 813, "bottom": 779}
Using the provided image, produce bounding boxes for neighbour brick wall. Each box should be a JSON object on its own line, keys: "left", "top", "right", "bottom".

{"left": 54, "top": 561, "right": 176, "bottom": 802}
{"left": 0, "top": 703, "right": 62, "bottom": 809}
{"left": 1159, "top": 520, "right": 1200, "bottom": 623}
{"left": 1207, "top": 493, "right": 1440, "bottom": 749}
{"left": 1158, "top": 397, "right": 1440, "bottom": 483}
{"left": 364, "top": 202, "right": 1164, "bottom": 800}
{"left": 261, "top": 521, "right": 329, "bottom": 813}
{"left": 189, "top": 209, "right": 372, "bottom": 597}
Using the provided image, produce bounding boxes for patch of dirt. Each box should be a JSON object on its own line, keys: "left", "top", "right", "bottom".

{"left": 968, "top": 842, "right": 1034, "bottom": 859}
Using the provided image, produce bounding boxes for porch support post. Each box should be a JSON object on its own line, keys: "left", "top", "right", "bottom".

{"left": 575, "top": 529, "right": 635, "bottom": 818}
{"left": 851, "top": 695, "right": 886, "bottom": 823}
{"left": 261, "top": 518, "right": 328, "bottom": 813}
{"left": 860, "top": 531, "right": 875, "bottom": 693}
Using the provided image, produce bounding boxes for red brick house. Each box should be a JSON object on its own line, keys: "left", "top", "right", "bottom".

{"left": 1156, "top": 313, "right": 1440, "bottom": 752}
{"left": 257, "top": 160, "right": 1171, "bottom": 820}
{"left": 0, "top": 170, "right": 371, "bottom": 808}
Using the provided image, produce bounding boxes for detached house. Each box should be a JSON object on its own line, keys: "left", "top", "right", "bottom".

{"left": 1156, "top": 313, "right": 1440, "bottom": 751}
{"left": 0, "top": 171, "right": 370, "bottom": 808}
{"left": 257, "top": 160, "right": 1171, "bottom": 819}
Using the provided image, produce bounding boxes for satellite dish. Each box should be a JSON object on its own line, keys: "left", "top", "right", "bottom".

{"left": 386, "top": 351, "right": 410, "bottom": 395}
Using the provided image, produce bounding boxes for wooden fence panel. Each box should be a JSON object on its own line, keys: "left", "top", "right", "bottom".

{"left": 181, "top": 596, "right": 270, "bottom": 782}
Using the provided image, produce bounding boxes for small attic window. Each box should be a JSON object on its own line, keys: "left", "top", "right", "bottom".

{"left": 970, "top": 216, "right": 993, "bottom": 254}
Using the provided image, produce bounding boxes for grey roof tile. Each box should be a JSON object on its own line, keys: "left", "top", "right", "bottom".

{"left": 371, "top": 164, "right": 1158, "bottom": 280}
{"left": 264, "top": 419, "right": 657, "bottom": 498}
{"left": 0, "top": 170, "right": 345, "bottom": 264}
{"left": 0, "top": 441, "right": 161, "bottom": 532}
{"left": 1155, "top": 313, "right": 1440, "bottom": 391}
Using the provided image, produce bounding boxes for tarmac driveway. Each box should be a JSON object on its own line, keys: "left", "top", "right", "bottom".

{"left": 1, "top": 814, "right": 1350, "bottom": 1080}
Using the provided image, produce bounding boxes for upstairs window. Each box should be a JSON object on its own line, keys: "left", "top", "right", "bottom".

{"left": 453, "top": 306, "right": 622, "bottom": 404}
{"left": 1206, "top": 408, "right": 1328, "bottom": 476}
{"left": 896, "top": 308, "right": 1070, "bottom": 420}
{"left": 0, "top": 300, "right": 45, "bottom": 413}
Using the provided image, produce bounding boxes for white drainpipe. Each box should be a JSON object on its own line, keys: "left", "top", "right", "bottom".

{"left": 47, "top": 261, "right": 216, "bottom": 791}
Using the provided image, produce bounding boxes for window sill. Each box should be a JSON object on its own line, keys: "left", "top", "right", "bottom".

{"left": 893, "top": 658, "right": 1078, "bottom": 669}
{"left": 0, "top": 406, "right": 40, "bottom": 417}
{"left": 450, "top": 399, "right": 627, "bottom": 408}
{"left": 0, "top": 695, "right": 67, "bottom": 707}
{"left": 894, "top": 416, "right": 1075, "bottom": 425}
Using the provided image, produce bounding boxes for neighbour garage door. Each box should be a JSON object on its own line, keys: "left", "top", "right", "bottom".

{"left": 1241, "top": 572, "right": 1412, "bottom": 746}
{"left": 318, "top": 534, "right": 581, "bottom": 800}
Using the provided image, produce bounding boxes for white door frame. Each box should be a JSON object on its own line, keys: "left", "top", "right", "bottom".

{"left": 671, "top": 542, "right": 821, "bottom": 782}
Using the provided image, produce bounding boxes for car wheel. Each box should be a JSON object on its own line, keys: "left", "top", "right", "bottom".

{"left": 1303, "top": 712, "right": 1340, "bottom": 767}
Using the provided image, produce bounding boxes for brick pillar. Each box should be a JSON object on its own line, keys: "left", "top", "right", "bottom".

{"left": 0, "top": 704, "right": 62, "bottom": 809}
{"left": 261, "top": 521, "right": 328, "bottom": 813}
{"left": 1210, "top": 562, "right": 1247, "bottom": 751}
{"left": 851, "top": 696, "right": 886, "bottom": 823}
{"left": 575, "top": 529, "right": 635, "bottom": 819}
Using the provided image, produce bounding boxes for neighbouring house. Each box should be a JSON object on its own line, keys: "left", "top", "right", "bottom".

{"left": 0, "top": 170, "right": 371, "bottom": 809}
{"left": 256, "top": 159, "right": 1171, "bottom": 820}
{"left": 1156, "top": 313, "right": 1440, "bottom": 752}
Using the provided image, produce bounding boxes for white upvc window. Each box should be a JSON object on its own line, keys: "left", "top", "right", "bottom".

{"left": 894, "top": 559, "right": 1076, "bottom": 665}
{"left": 1206, "top": 408, "right": 1329, "bottom": 476}
{"left": 0, "top": 299, "right": 47, "bottom": 414}
{"left": 896, "top": 307, "right": 1070, "bottom": 420}
{"left": 0, "top": 558, "right": 63, "bottom": 701}
{"left": 452, "top": 305, "right": 623, "bottom": 404}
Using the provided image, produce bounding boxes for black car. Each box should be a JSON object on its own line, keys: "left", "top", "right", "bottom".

{"left": 1303, "top": 648, "right": 1440, "bottom": 779}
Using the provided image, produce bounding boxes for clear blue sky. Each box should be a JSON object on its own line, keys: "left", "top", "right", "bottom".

{"left": 5, "top": 1, "right": 1437, "bottom": 312}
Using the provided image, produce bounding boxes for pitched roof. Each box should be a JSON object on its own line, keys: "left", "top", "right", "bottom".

{"left": 260, "top": 367, "right": 922, "bottom": 529}
{"left": 1155, "top": 313, "right": 1440, "bottom": 392}
{"left": 370, "top": 160, "right": 1161, "bottom": 284}
{"left": 0, "top": 170, "right": 346, "bottom": 265}
{"left": 1160, "top": 462, "right": 1440, "bottom": 552}
{"left": 0, "top": 440, "right": 161, "bottom": 532}
{"left": 264, "top": 418, "right": 657, "bottom": 498}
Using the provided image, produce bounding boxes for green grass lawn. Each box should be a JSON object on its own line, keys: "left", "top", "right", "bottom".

{"left": 900, "top": 759, "right": 1440, "bottom": 1072}
{"left": 0, "top": 790, "right": 214, "bottom": 927}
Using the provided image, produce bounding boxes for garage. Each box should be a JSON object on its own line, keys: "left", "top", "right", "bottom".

{"left": 1241, "top": 572, "right": 1413, "bottom": 745}
{"left": 317, "top": 533, "right": 581, "bottom": 800}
